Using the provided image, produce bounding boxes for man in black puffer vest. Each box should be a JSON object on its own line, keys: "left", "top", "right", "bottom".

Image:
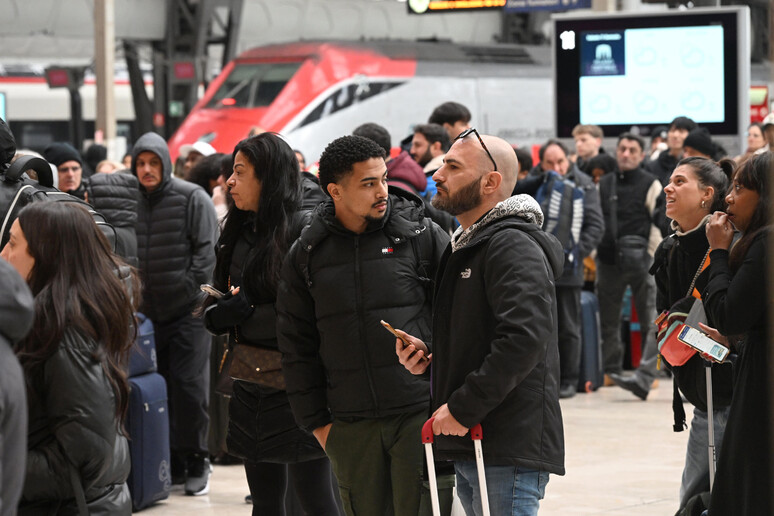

{"left": 86, "top": 171, "right": 140, "bottom": 266}
{"left": 277, "top": 135, "right": 450, "bottom": 515}
{"left": 132, "top": 132, "right": 218, "bottom": 496}
{"left": 597, "top": 133, "right": 663, "bottom": 400}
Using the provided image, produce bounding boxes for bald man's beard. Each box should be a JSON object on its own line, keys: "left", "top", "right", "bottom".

{"left": 432, "top": 175, "right": 481, "bottom": 216}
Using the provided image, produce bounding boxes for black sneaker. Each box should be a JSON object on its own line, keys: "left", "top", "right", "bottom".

{"left": 559, "top": 384, "right": 577, "bottom": 399}
{"left": 184, "top": 455, "right": 212, "bottom": 496}
{"left": 609, "top": 372, "right": 649, "bottom": 401}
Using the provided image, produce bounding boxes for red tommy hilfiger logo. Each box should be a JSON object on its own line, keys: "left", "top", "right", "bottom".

{"left": 382, "top": 247, "right": 394, "bottom": 255}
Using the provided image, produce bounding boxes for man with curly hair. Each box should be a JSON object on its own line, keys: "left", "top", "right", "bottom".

{"left": 277, "top": 135, "right": 450, "bottom": 515}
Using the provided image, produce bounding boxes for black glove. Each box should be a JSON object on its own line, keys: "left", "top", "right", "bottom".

{"left": 204, "top": 290, "right": 254, "bottom": 334}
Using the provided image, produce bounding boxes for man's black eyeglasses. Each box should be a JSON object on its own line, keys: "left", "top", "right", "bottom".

{"left": 454, "top": 127, "right": 497, "bottom": 172}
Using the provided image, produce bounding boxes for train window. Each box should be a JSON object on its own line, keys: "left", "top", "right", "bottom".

{"left": 206, "top": 62, "right": 302, "bottom": 109}
{"left": 297, "top": 81, "right": 404, "bottom": 128}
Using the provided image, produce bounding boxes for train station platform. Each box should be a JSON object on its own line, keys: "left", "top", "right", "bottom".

{"left": 146, "top": 378, "right": 689, "bottom": 515}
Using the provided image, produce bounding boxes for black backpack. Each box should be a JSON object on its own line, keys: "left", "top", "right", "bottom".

{"left": 0, "top": 155, "right": 116, "bottom": 250}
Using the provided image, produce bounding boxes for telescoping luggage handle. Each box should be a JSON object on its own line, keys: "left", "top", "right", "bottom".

{"left": 422, "top": 417, "right": 490, "bottom": 516}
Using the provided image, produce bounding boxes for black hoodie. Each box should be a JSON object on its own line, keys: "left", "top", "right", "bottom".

{"left": 132, "top": 132, "right": 218, "bottom": 322}
{"left": 0, "top": 260, "right": 34, "bottom": 516}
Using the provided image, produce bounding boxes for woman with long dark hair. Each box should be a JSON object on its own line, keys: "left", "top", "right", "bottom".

{"left": 703, "top": 151, "right": 771, "bottom": 515}
{"left": 203, "top": 133, "right": 339, "bottom": 515}
{"left": 1, "top": 202, "right": 136, "bottom": 515}
{"left": 650, "top": 157, "right": 732, "bottom": 511}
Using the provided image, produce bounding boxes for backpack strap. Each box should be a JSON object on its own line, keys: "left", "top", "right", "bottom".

{"left": 5, "top": 155, "right": 54, "bottom": 187}
{"left": 1, "top": 184, "right": 34, "bottom": 247}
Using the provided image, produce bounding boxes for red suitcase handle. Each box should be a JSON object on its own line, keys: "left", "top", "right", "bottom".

{"left": 422, "top": 417, "right": 483, "bottom": 442}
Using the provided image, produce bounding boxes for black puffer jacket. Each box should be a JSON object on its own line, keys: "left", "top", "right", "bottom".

{"left": 651, "top": 225, "right": 733, "bottom": 413}
{"left": 205, "top": 212, "right": 324, "bottom": 464}
{"left": 0, "top": 260, "right": 34, "bottom": 516}
{"left": 132, "top": 133, "right": 218, "bottom": 322}
{"left": 431, "top": 196, "right": 565, "bottom": 474}
{"left": 86, "top": 172, "right": 139, "bottom": 266}
{"left": 20, "top": 330, "right": 131, "bottom": 515}
{"left": 277, "top": 188, "right": 450, "bottom": 431}
{"left": 300, "top": 172, "right": 325, "bottom": 211}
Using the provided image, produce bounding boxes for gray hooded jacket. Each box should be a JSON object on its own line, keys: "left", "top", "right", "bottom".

{"left": 0, "top": 260, "right": 34, "bottom": 516}
{"left": 132, "top": 132, "right": 218, "bottom": 322}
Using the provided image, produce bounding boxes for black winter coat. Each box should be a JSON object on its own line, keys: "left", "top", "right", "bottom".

{"left": 431, "top": 211, "right": 566, "bottom": 474}
{"left": 19, "top": 331, "right": 131, "bottom": 515}
{"left": 277, "top": 189, "right": 450, "bottom": 431}
{"left": 597, "top": 167, "right": 660, "bottom": 265}
{"left": 651, "top": 226, "right": 732, "bottom": 413}
{"left": 132, "top": 132, "right": 218, "bottom": 323}
{"left": 647, "top": 150, "right": 679, "bottom": 186}
{"left": 0, "top": 260, "right": 34, "bottom": 516}
{"left": 205, "top": 213, "right": 324, "bottom": 464}
{"left": 705, "top": 232, "right": 769, "bottom": 516}
{"left": 86, "top": 172, "right": 139, "bottom": 266}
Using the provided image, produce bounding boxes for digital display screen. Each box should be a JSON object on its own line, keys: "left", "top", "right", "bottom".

{"left": 554, "top": 10, "right": 743, "bottom": 137}
{"left": 579, "top": 26, "right": 724, "bottom": 125}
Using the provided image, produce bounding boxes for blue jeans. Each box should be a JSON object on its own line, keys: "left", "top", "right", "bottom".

{"left": 679, "top": 406, "right": 730, "bottom": 509}
{"left": 454, "top": 462, "right": 549, "bottom": 516}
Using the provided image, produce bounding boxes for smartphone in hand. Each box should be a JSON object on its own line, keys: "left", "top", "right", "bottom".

{"left": 200, "top": 284, "right": 226, "bottom": 299}
{"left": 380, "top": 320, "right": 429, "bottom": 359}
{"left": 678, "top": 325, "right": 730, "bottom": 363}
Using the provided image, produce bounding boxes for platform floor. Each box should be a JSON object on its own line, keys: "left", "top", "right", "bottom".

{"left": 146, "top": 378, "right": 690, "bottom": 515}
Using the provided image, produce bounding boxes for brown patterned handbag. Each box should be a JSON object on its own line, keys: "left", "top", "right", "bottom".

{"left": 228, "top": 344, "right": 286, "bottom": 391}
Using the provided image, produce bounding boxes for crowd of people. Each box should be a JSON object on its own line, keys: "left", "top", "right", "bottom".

{"left": 0, "top": 100, "right": 771, "bottom": 516}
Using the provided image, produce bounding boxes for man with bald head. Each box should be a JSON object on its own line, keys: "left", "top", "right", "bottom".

{"left": 396, "top": 130, "right": 566, "bottom": 515}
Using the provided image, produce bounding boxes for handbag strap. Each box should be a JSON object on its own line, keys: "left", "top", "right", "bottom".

{"left": 686, "top": 248, "right": 711, "bottom": 298}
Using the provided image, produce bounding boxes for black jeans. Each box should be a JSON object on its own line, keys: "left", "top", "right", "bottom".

{"left": 244, "top": 458, "right": 340, "bottom": 516}
{"left": 155, "top": 313, "right": 210, "bottom": 455}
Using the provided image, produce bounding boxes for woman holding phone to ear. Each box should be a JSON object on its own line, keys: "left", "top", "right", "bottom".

{"left": 650, "top": 157, "right": 734, "bottom": 511}
{"left": 202, "top": 133, "right": 338, "bottom": 516}
{"left": 701, "top": 151, "right": 771, "bottom": 516}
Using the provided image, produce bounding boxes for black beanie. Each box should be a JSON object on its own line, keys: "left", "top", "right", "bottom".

{"left": 683, "top": 128, "right": 715, "bottom": 157}
{"left": 43, "top": 142, "right": 82, "bottom": 168}
{"left": 0, "top": 118, "right": 16, "bottom": 170}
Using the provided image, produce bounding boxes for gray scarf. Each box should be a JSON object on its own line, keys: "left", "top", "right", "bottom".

{"left": 451, "top": 194, "right": 543, "bottom": 252}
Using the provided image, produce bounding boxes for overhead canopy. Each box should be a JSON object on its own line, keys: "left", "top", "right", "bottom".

{"left": 0, "top": 0, "right": 501, "bottom": 62}
{"left": 0, "top": 0, "right": 166, "bottom": 62}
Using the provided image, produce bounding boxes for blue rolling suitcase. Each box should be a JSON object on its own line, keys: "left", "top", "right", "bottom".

{"left": 578, "top": 290, "right": 604, "bottom": 392}
{"left": 127, "top": 373, "right": 171, "bottom": 511}
{"left": 129, "top": 313, "right": 157, "bottom": 378}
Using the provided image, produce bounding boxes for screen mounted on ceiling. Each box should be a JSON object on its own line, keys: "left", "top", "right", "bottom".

{"left": 553, "top": 8, "right": 749, "bottom": 138}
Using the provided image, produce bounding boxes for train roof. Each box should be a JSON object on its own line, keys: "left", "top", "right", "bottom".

{"left": 236, "top": 39, "right": 552, "bottom": 66}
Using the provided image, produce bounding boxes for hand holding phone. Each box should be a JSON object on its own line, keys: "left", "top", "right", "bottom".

{"left": 200, "top": 284, "right": 227, "bottom": 299}
{"left": 678, "top": 325, "right": 730, "bottom": 363}
{"left": 381, "top": 320, "right": 429, "bottom": 359}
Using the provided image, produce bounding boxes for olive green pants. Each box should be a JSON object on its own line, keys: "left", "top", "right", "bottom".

{"left": 325, "top": 409, "right": 452, "bottom": 516}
